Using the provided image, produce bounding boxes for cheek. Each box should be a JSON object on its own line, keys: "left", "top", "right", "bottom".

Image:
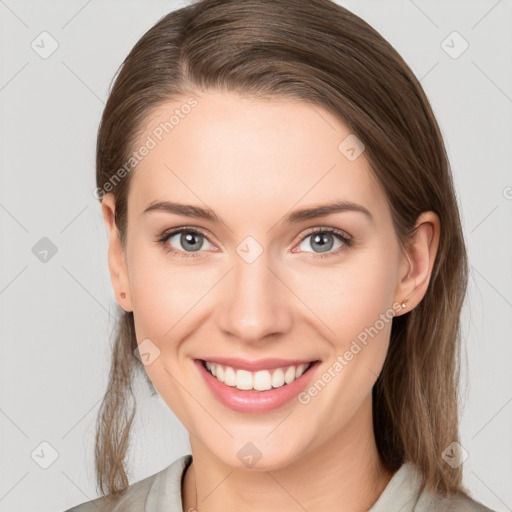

{"left": 292, "top": 249, "right": 398, "bottom": 349}
{"left": 127, "top": 244, "right": 215, "bottom": 340}
{"left": 126, "top": 245, "right": 208, "bottom": 427}
{"left": 294, "top": 255, "right": 397, "bottom": 423}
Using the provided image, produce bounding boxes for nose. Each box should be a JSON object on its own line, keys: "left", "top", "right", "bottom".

{"left": 215, "top": 250, "right": 293, "bottom": 344}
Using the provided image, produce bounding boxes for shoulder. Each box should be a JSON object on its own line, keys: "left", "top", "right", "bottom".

{"left": 416, "top": 487, "right": 496, "bottom": 511}
{"left": 369, "top": 461, "right": 496, "bottom": 512}
{"left": 62, "top": 493, "right": 118, "bottom": 512}
{"left": 61, "top": 454, "right": 192, "bottom": 512}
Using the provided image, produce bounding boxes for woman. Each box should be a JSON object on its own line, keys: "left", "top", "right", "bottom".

{"left": 64, "top": 0, "right": 495, "bottom": 510}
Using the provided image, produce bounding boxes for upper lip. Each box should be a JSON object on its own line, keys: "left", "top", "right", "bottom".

{"left": 198, "top": 357, "right": 318, "bottom": 372}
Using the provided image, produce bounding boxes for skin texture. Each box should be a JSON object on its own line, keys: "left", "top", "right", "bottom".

{"left": 101, "top": 91, "right": 440, "bottom": 512}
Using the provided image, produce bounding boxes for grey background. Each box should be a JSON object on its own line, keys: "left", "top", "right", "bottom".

{"left": 0, "top": 1, "right": 511, "bottom": 511}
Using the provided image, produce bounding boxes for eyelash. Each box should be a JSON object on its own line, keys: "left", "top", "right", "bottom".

{"left": 156, "top": 226, "right": 353, "bottom": 259}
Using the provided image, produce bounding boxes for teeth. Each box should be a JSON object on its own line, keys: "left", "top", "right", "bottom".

{"left": 253, "top": 370, "right": 272, "bottom": 391}
{"left": 271, "top": 368, "right": 285, "bottom": 388}
{"left": 204, "top": 361, "right": 311, "bottom": 391}
{"left": 236, "top": 370, "right": 253, "bottom": 390}
{"left": 284, "top": 366, "right": 296, "bottom": 384}
{"left": 224, "top": 366, "right": 236, "bottom": 387}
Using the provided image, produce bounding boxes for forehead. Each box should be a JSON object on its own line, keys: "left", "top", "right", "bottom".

{"left": 128, "top": 91, "right": 389, "bottom": 225}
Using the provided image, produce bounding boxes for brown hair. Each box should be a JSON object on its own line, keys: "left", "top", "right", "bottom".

{"left": 94, "top": 0, "right": 469, "bottom": 500}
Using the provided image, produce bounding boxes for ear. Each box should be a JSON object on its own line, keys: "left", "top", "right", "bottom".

{"left": 101, "top": 193, "right": 133, "bottom": 312}
{"left": 393, "top": 211, "right": 440, "bottom": 316}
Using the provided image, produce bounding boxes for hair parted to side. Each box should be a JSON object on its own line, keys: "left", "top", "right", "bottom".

{"left": 94, "top": 0, "right": 469, "bottom": 501}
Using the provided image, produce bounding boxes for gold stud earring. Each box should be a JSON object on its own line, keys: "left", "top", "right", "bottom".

{"left": 400, "top": 298, "right": 409, "bottom": 309}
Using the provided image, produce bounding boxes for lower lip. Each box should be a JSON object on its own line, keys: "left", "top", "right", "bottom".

{"left": 195, "top": 359, "right": 320, "bottom": 413}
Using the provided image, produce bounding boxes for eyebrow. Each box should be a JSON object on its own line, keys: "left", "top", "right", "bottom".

{"left": 143, "top": 200, "right": 219, "bottom": 221}
{"left": 142, "top": 200, "right": 373, "bottom": 224}
{"left": 284, "top": 201, "right": 373, "bottom": 223}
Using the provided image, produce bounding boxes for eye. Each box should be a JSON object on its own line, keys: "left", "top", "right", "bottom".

{"left": 292, "top": 227, "right": 353, "bottom": 258}
{"left": 157, "top": 226, "right": 353, "bottom": 259}
{"left": 157, "top": 227, "right": 216, "bottom": 258}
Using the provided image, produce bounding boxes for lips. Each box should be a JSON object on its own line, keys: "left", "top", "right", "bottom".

{"left": 195, "top": 357, "right": 320, "bottom": 413}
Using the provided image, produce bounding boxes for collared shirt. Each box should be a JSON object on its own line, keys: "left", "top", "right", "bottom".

{"left": 63, "top": 455, "right": 495, "bottom": 512}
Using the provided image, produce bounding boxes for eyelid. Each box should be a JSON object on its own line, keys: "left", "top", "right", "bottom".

{"left": 157, "top": 225, "right": 218, "bottom": 257}
{"left": 157, "top": 225, "right": 353, "bottom": 258}
{"left": 294, "top": 226, "right": 352, "bottom": 245}
{"left": 290, "top": 226, "right": 353, "bottom": 258}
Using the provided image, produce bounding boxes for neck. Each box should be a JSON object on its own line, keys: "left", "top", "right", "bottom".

{"left": 182, "top": 395, "right": 394, "bottom": 512}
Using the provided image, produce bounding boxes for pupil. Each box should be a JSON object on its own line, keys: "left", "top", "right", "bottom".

{"left": 312, "top": 233, "right": 333, "bottom": 253}
{"left": 182, "top": 232, "right": 202, "bottom": 252}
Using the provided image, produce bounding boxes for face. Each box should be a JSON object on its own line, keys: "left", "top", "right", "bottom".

{"left": 103, "top": 91, "right": 422, "bottom": 471}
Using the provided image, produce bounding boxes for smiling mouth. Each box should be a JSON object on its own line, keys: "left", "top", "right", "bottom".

{"left": 200, "top": 359, "right": 317, "bottom": 392}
